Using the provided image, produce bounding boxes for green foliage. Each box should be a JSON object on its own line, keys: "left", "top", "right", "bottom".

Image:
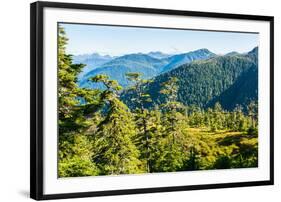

{"left": 213, "top": 156, "right": 232, "bottom": 169}
{"left": 184, "top": 146, "right": 201, "bottom": 170}
{"left": 90, "top": 75, "right": 143, "bottom": 175}
{"left": 155, "top": 77, "right": 187, "bottom": 171}
{"left": 58, "top": 26, "right": 102, "bottom": 177}
{"left": 134, "top": 108, "right": 165, "bottom": 172}
{"left": 59, "top": 135, "right": 99, "bottom": 177}
{"left": 125, "top": 73, "right": 155, "bottom": 172}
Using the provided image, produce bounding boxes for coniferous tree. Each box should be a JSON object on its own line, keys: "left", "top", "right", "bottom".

{"left": 140, "top": 108, "right": 166, "bottom": 172}
{"left": 232, "top": 105, "right": 248, "bottom": 131}
{"left": 58, "top": 25, "right": 100, "bottom": 177}
{"left": 159, "top": 77, "right": 188, "bottom": 171}
{"left": 247, "top": 101, "right": 258, "bottom": 135}
{"left": 59, "top": 135, "right": 99, "bottom": 177}
{"left": 184, "top": 146, "right": 201, "bottom": 170}
{"left": 90, "top": 75, "right": 143, "bottom": 175}
{"left": 211, "top": 102, "right": 224, "bottom": 131}
{"left": 125, "top": 72, "right": 155, "bottom": 172}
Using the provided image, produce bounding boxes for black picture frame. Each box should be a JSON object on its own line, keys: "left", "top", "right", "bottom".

{"left": 30, "top": 1, "right": 274, "bottom": 200}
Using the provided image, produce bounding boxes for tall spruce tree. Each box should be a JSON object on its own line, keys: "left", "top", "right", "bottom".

{"left": 125, "top": 72, "right": 155, "bottom": 172}
{"left": 90, "top": 75, "right": 143, "bottom": 175}
{"left": 159, "top": 77, "right": 188, "bottom": 171}
{"left": 247, "top": 101, "right": 258, "bottom": 128}
{"left": 58, "top": 25, "right": 100, "bottom": 177}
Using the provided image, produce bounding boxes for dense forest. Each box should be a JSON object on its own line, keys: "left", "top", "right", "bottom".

{"left": 58, "top": 26, "right": 258, "bottom": 177}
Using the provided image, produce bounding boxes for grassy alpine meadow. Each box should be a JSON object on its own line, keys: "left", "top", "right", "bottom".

{"left": 58, "top": 24, "right": 259, "bottom": 178}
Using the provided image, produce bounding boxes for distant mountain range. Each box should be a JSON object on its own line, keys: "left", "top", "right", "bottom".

{"left": 73, "top": 47, "right": 258, "bottom": 110}
{"left": 147, "top": 51, "right": 171, "bottom": 59}
{"left": 76, "top": 49, "right": 216, "bottom": 88}
{"left": 73, "top": 53, "right": 115, "bottom": 79}
{"left": 161, "top": 49, "right": 216, "bottom": 73}
{"left": 121, "top": 47, "right": 258, "bottom": 110}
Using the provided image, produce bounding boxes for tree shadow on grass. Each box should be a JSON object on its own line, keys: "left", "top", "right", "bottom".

{"left": 217, "top": 133, "right": 247, "bottom": 146}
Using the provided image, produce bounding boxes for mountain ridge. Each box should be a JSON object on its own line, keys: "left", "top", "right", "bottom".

{"left": 78, "top": 48, "right": 216, "bottom": 88}
{"left": 121, "top": 47, "right": 258, "bottom": 110}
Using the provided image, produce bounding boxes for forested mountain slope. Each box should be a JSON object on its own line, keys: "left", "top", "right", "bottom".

{"left": 122, "top": 47, "right": 258, "bottom": 110}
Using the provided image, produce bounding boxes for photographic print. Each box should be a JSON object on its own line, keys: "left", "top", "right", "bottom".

{"left": 58, "top": 23, "right": 259, "bottom": 178}
{"left": 30, "top": 2, "right": 273, "bottom": 199}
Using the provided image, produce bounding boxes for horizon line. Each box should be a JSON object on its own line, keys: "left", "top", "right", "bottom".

{"left": 71, "top": 46, "right": 258, "bottom": 57}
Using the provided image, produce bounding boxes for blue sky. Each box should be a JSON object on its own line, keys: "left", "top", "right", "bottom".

{"left": 60, "top": 23, "right": 258, "bottom": 56}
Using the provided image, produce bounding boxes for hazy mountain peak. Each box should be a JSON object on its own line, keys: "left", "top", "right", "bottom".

{"left": 246, "top": 46, "right": 258, "bottom": 63}
{"left": 161, "top": 48, "right": 216, "bottom": 73}
{"left": 114, "top": 53, "right": 163, "bottom": 64}
{"left": 148, "top": 51, "right": 163, "bottom": 54}
{"left": 147, "top": 51, "right": 171, "bottom": 59}
{"left": 225, "top": 51, "right": 240, "bottom": 56}
{"left": 248, "top": 46, "right": 258, "bottom": 55}
{"left": 73, "top": 53, "right": 115, "bottom": 79}
{"left": 193, "top": 48, "right": 213, "bottom": 54}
